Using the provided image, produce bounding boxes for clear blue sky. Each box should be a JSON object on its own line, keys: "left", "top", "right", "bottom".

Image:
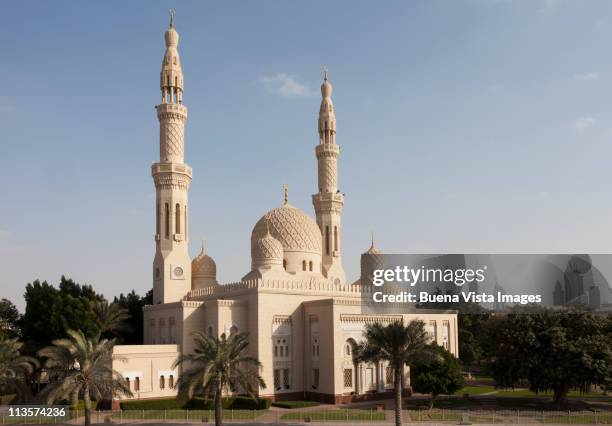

{"left": 2, "top": 0, "right": 612, "bottom": 310}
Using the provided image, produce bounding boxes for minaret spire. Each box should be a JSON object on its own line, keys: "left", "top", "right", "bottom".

{"left": 312, "top": 67, "right": 345, "bottom": 283}
{"left": 151, "top": 13, "right": 193, "bottom": 304}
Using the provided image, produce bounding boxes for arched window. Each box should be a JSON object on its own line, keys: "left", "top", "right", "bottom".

{"left": 302, "top": 260, "right": 307, "bottom": 271}
{"left": 134, "top": 377, "right": 140, "bottom": 392}
{"left": 159, "top": 376, "right": 165, "bottom": 390}
{"left": 283, "top": 259, "right": 287, "bottom": 270}
{"left": 208, "top": 326, "right": 213, "bottom": 337}
{"left": 175, "top": 76, "right": 178, "bottom": 86}
{"left": 167, "top": 75, "right": 170, "bottom": 86}
{"left": 345, "top": 344, "right": 351, "bottom": 356}
{"left": 184, "top": 205, "right": 188, "bottom": 237}
{"left": 325, "top": 226, "right": 330, "bottom": 255}
{"left": 169, "top": 375, "right": 174, "bottom": 389}
{"left": 334, "top": 226, "right": 338, "bottom": 251}
{"left": 156, "top": 202, "right": 160, "bottom": 235}
{"left": 126, "top": 377, "right": 130, "bottom": 390}
{"left": 175, "top": 204, "right": 180, "bottom": 234}
{"left": 164, "top": 203, "right": 170, "bottom": 239}
{"left": 309, "top": 261, "right": 313, "bottom": 271}
{"left": 230, "top": 325, "right": 238, "bottom": 336}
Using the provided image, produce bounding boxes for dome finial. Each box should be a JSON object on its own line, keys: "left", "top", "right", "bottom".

{"left": 320, "top": 66, "right": 332, "bottom": 98}
{"left": 169, "top": 8, "right": 175, "bottom": 28}
{"left": 370, "top": 231, "right": 375, "bottom": 250}
{"left": 283, "top": 183, "right": 289, "bottom": 205}
{"left": 200, "top": 238, "right": 205, "bottom": 254}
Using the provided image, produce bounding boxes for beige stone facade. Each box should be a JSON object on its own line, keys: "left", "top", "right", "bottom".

{"left": 112, "top": 16, "right": 458, "bottom": 404}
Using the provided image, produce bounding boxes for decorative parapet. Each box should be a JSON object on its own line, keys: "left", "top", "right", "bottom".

{"left": 340, "top": 314, "right": 403, "bottom": 324}
{"left": 272, "top": 315, "right": 292, "bottom": 325}
{"left": 184, "top": 277, "right": 372, "bottom": 301}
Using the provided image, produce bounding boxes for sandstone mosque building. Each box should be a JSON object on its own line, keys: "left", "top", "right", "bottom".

{"left": 112, "top": 15, "right": 458, "bottom": 404}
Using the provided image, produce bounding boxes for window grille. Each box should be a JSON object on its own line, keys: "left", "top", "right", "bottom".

{"left": 343, "top": 368, "right": 353, "bottom": 388}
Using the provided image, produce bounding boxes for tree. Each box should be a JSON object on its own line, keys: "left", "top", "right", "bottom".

{"left": 38, "top": 330, "right": 131, "bottom": 426}
{"left": 0, "top": 337, "right": 38, "bottom": 402}
{"left": 488, "top": 309, "right": 612, "bottom": 405}
{"left": 0, "top": 299, "right": 21, "bottom": 339}
{"left": 458, "top": 306, "right": 491, "bottom": 369}
{"left": 92, "top": 300, "right": 131, "bottom": 339}
{"left": 357, "top": 321, "right": 438, "bottom": 426}
{"left": 112, "top": 290, "right": 152, "bottom": 344}
{"left": 173, "top": 332, "right": 265, "bottom": 426}
{"left": 411, "top": 343, "right": 464, "bottom": 408}
{"left": 20, "top": 277, "right": 104, "bottom": 354}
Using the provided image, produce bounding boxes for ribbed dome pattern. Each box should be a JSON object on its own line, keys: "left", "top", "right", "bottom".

{"left": 251, "top": 204, "right": 322, "bottom": 254}
{"left": 192, "top": 246, "right": 216, "bottom": 278}
{"left": 252, "top": 226, "right": 284, "bottom": 268}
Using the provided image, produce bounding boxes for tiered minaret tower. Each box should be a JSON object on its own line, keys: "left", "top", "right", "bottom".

{"left": 312, "top": 69, "right": 346, "bottom": 284}
{"left": 152, "top": 11, "right": 192, "bottom": 304}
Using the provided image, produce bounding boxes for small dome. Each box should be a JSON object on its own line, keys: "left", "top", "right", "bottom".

{"left": 361, "top": 237, "right": 384, "bottom": 282}
{"left": 192, "top": 244, "right": 216, "bottom": 278}
{"left": 252, "top": 226, "right": 284, "bottom": 268}
{"left": 252, "top": 204, "right": 322, "bottom": 255}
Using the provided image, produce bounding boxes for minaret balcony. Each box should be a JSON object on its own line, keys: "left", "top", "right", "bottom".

{"left": 315, "top": 144, "right": 339, "bottom": 158}
{"left": 151, "top": 163, "right": 192, "bottom": 177}
{"left": 156, "top": 103, "right": 187, "bottom": 114}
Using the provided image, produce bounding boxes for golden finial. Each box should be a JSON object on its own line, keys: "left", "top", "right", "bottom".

{"left": 283, "top": 184, "right": 289, "bottom": 205}
{"left": 370, "top": 231, "right": 375, "bottom": 249}
{"left": 169, "top": 9, "right": 176, "bottom": 27}
{"left": 200, "top": 239, "right": 205, "bottom": 253}
{"left": 323, "top": 65, "right": 329, "bottom": 81}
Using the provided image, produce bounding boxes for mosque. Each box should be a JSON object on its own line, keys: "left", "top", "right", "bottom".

{"left": 112, "top": 15, "right": 458, "bottom": 404}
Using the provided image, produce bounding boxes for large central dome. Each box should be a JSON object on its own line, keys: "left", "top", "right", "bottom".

{"left": 252, "top": 204, "right": 322, "bottom": 254}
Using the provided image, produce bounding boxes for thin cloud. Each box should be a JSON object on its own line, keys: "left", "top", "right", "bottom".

{"left": 570, "top": 117, "right": 596, "bottom": 131}
{"left": 575, "top": 72, "right": 599, "bottom": 81}
{"left": 260, "top": 73, "right": 316, "bottom": 98}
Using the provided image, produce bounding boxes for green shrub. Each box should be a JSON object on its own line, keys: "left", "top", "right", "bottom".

{"left": 271, "top": 400, "right": 320, "bottom": 409}
{"left": 69, "top": 400, "right": 98, "bottom": 411}
{"left": 120, "top": 398, "right": 185, "bottom": 410}
{"left": 120, "top": 396, "right": 271, "bottom": 411}
{"left": 231, "top": 396, "right": 271, "bottom": 410}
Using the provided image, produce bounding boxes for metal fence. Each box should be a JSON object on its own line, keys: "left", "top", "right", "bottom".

{"left": 1, "top": 408, "right": 612, "bottom": 424}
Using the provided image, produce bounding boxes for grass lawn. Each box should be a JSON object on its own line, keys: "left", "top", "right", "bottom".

{"left": 0, "top": 394, "right": 15, "bottom": 405}
{"left": 112, "top": 409, "right": 266, "bottom": 421}
{"left": 495, "top": 389, "right": 610, "bottom": 399}
{"left": 281, "top": 409, "right": 386, "bottom": 421}
{"left": 455, "top": 385, "right": 497, "bottom": 395}
{"left": 271, "top": 400, "right": 320, "bottom": 409}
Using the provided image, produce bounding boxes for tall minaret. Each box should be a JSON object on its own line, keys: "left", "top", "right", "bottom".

{"left": 151, "top": 11, "right": 192, "bottom": 304}
{"left": 312, "top": 68, "right": 346, "bottom": 284}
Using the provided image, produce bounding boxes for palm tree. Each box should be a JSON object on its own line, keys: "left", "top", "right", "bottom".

{"left": 38, "top": 329, "right": 131, "bottom": 426}
{"left": 173, "top": 331, "right": 265, "bottom": 426}
{"left": 357, "top": 321, "right": 438, "bottom": 426}
{"left": 0, "top": 336, "right": 38, "bottom": 402}
{"left": 92, "top": 301, "right": 131, "bottom": 337}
